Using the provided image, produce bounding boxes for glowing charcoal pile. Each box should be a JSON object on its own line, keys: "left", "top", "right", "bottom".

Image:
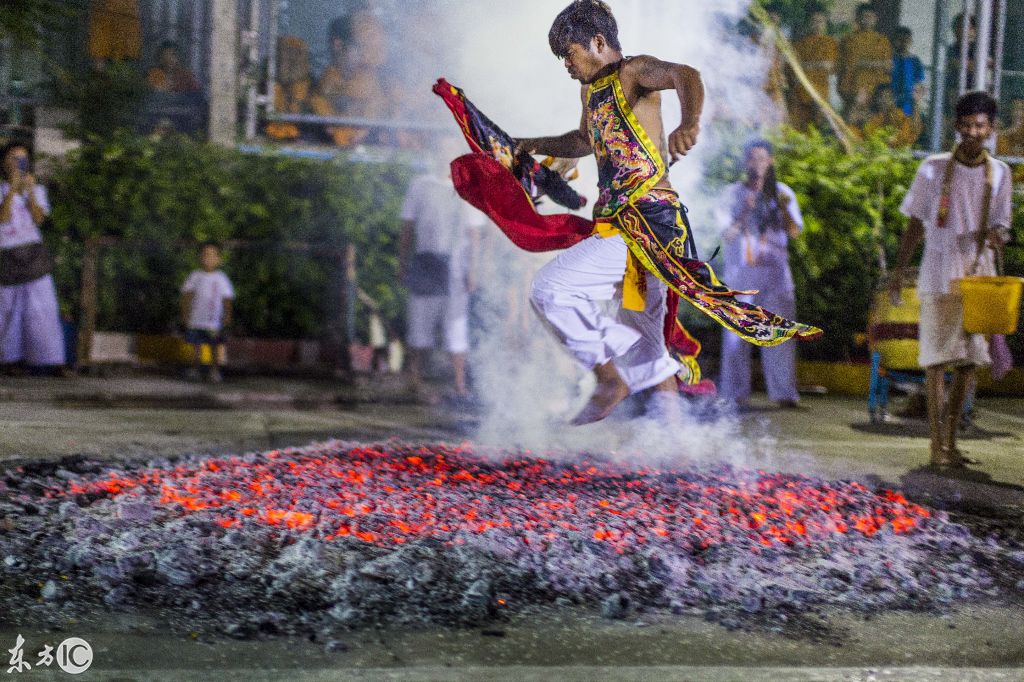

{"left": 0, "top": 442, "right": 1015, "bottom": 637}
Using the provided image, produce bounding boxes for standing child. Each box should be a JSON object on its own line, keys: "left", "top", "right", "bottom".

{"left": 891, "top": 91, "right": 1012, "bottom": 468}
{"left": 181, "top": 242, "right": 235, "bottom": 383}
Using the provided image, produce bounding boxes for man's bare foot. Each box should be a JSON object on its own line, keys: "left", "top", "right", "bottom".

{"left": 930, "top": 443, "right": 964, "bottom": 468}
{"left": 571, "top": 362, "right": 630, "bottom": 426}
{"left": 948, "top": 447, "right": 979, "bottom": 465}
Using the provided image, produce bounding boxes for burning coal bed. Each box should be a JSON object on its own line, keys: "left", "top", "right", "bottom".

{"left": 2, "top": 441, "right": 1022, "bottom": 641}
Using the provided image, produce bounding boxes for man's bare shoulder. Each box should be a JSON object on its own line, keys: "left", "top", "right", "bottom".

{"left": 621, "top": 54, "right": 665, "bottom": 77}
{"left": 621, "top": 54, "right": 696, "bottom": 92}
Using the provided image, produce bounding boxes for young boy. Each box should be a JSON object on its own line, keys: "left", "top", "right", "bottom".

{"left": 181, "top": 242, "right": 235, "bottom": 383}
{"left": 891, "top": 91, "right": 1012, "bottom": 467}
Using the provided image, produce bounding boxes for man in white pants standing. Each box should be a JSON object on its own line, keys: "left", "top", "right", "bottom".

{"left": 399, "top": 138, "right": 484, "bottom": 404}
{"left": 890, "top": 91, "right": 1012, "bottom": 468}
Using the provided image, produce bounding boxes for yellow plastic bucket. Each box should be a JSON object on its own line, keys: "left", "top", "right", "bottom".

{"left": 870, "top": 270, "right": 921, "bottom": 370}
{"left": 958, "top": 276, "right": 1024, "bottom": 335}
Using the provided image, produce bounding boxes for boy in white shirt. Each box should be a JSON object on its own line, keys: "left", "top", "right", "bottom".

{"left": 181, "top": 242, "right": 235, "bottom": 383}
{"left": 891, "top": 91, "right": 1013, "bottom": 468}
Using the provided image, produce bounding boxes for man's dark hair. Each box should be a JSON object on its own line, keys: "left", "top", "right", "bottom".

{"left": 158, "top": 40, "right": 180, "bottom": 54}
{"left": 894, "top": 26, "right": 912, "bottom": 39}
{"left": 743, "top": 138, "right": 779, "bottom": 208}
{"left": 856, "top": 3, "right": 877, "bottom": 18}
{"left": 548, "top": 1, "right": 621, "bottom": 59}
{"left": 328, "top": 15, "right": 353, "bottom": 43}
{"left": 956, "top": 90, "right": 998, "bottom": 122}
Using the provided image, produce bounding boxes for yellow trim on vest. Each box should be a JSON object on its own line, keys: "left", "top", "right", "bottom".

{"left": 585, "top": 69, "right": 668, "bottom": 220}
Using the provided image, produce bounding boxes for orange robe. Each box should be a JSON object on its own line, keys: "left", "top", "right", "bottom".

{"left": 310, "top": 65, "right": 387, "bottom": 147}
{"left": 88, "top": 0, "right": 142, "bottom": 61}
{"left": 789, "top": 34, "right": 837, "bottom": 130}
{"left": 838, "top": 31, "right": 893, "bottom": 106}
{"left": 862, "top": 108, "right": 923, "bottom": 147}
{"left": 146, "top": 66, "right": 202, "bottom": 93}
{"left": 997, "top": 128, "right": 1024, "bottom": 157}
{"left": 265, "top": 80, "right": 311, "bottom": 140}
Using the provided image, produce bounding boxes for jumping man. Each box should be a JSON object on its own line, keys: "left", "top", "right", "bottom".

{"left": 518, "top": 0, "right": 824, "bottom": 427}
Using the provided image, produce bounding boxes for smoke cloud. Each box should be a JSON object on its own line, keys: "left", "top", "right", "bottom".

{"left": 396, "top": 1, "right": 779, "bottom": 460}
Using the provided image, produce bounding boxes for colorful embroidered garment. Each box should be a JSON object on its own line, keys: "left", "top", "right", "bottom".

{"left": 588, "top": 65, "right": 819, "bottom": 346}
{"left": 434, "top": 76, "right": 820, "bottom": 388}
{"left": 587, "top": 69, "right": 666, "bottom": 218}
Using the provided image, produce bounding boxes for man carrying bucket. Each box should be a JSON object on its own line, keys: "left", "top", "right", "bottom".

{"left": 890, "top": 91, "right": 1013, "bottom": 468}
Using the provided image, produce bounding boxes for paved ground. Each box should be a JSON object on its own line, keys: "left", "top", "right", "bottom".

{"left": 1, "top": 372, "right": 1022, "bottom": 680}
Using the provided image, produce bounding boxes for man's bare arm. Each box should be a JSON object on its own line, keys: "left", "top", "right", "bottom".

{"left": 517, "top": 89, "right": 592, "bottom": 158}
{"left": 398, "top": 220, "right": 415, "bottom": 280}
{"left": 888, "top": 216, "right": 924, "bottom": 300}
{"left": 623, "top": 55, "right": 704, "bottom": 161}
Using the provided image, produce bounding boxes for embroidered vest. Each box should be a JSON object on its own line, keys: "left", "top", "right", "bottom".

{"left": 586, "top": 64, "right": 667, "bottom": 219}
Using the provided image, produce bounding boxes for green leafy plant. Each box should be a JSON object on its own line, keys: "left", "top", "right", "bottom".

{"left": 0, "top": 0, "right": 83, "bottom": 48}
{"left": 48, "top": 132, "right": 413, "bottom": 340}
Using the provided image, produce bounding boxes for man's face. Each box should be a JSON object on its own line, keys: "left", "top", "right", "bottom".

{"left": 351, "top": 12, "right": 387, "bottom": 68}
{"left": 810, "top": 13, "right": 828, "bottom": 35}
{"left": 956, "top": 113, "right": 994, "bottom": 153}
{"left": 159, "top": 48, "right": 180, "bottom": 70}
{"left": 330, "top": 36, "right": 345, "bottom": 62}
{"left": 895, "top": 33, "right": 911, "bottom": 53}
{"left": 858, "top": 10, "right": 878, "bottom": 31}
{"left": 562, "top": 39, "right": 607, "bottom": 83}
{"left": 746, "top": 147, "right": 772, "bottom": 181}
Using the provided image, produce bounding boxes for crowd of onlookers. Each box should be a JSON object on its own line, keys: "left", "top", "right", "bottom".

{"left": 760, "top": 2, "right": 1024, "bottom": 154}
{"left": 74, "top": 1, "right": 1024, "bottom": 155}
{"left": 263, "top": 5, "right": 440, "bottom": 151}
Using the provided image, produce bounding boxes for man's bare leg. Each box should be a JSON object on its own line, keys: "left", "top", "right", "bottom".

{"left": 945, "top": 365, "right": 977, "bottom": 464}
{"left": 925, "top": 366, "right": 958, "bottom": 467}
{"left": 571, "top": 360, "right": 631, "bottom": 426}
{"left": 406, "top": 348, "right": 438, "bottom": 404}
{"left": 451, "top": 352, "right": 469, "bottom": 397}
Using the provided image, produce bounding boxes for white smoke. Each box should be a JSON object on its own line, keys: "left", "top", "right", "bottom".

{"left": 404, "top": 1, "right": 779, "bottom": 459}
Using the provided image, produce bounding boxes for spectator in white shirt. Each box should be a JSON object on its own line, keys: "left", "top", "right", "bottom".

{"left": 890, "top": 91, "right": 1012, "bottom": 468}
{"left": 398, "top": 136, "right": 484, "bottom": 404}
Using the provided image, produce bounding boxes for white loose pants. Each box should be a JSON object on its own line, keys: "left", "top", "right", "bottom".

{"left": 0, "top": 275, "right": 66, "bottom": 366}
{"left": 529, "top": 234, "right": 680, "bottom": 393}
{"left": 719, "top": 290, "right": 799, "bottom": 403}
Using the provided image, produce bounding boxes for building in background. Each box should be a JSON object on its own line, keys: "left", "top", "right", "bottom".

{"left": 0, "top": 0, "right": 1021, "bottom": 155}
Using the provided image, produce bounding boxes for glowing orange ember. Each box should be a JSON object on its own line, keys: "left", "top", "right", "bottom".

{"left": 57, "top": 443, "right": 932, "bottom": 554}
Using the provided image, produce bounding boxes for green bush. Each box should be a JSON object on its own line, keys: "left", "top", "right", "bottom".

{"left": 48, "top": 132, "right": 413, "bottom": 339}
{"left": 775, "top": 128, "right": 921, "bottom": 361}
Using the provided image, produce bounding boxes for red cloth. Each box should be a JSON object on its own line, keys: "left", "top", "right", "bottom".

{"left": 450, "top": 153, "right": 593, "bottom": 252}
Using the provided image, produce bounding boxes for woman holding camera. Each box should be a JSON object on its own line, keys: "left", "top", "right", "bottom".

{"left": 0, "top": 142, "right": 65, "bottom": 370}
